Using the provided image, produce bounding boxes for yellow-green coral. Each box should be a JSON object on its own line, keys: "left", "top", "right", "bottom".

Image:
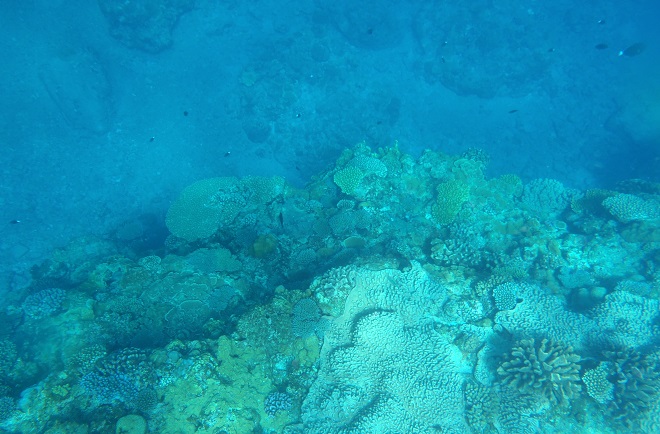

{"left": 431, "top": 179, "right": 470, "bottom": 225}
{"left": 347, "top": 155, "right": 388, "bottom": 178}
{"left": 159, "top": 337, "right": 279, "bottom": 434}
{"left": 334, "top": 166, "right": 365, "bottom": 195}
{"left": 166, "top": 177, "right": 241, "bottom": 242}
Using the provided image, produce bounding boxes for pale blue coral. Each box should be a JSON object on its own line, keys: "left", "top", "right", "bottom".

{"left": 602, "top": 193, "right": 660, "bottom": 223}
{"left": 521, "top": 178, "right": 570, "bottom": 217}
{"left": 302, "top": 264, "right": 469, "bottom": 432}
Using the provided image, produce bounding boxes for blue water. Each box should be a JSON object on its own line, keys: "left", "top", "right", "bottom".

{"left": 0, "top": 0, "right": 658, "bottom": 432}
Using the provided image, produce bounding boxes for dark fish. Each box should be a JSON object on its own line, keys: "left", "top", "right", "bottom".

{"left": 9, "top": 220, "right": 21, "bottom": 224}
{"left": 595, "top": 43, "right": 608, "bottom": 50}
{"left": 183, "top": 110, "right": 189, "bottom": 116}
{"left": 278, "top": 211, "right": 284, "bottom": 228}
{"left": 508, "top": 109, "right": 519, "bottom": 114}
{"left": 149, "top": 137, "right": 155, "bottom": 142}
{"left": 619, "top": 42, "right": 646, "bottom": 57}
{"left": 224, "top": 151, "right": 231, "bottom": 157}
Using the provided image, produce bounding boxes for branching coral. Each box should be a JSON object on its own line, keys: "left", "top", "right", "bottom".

{"left": 603, "top": 348, "right": 660, "bottom": 426}
{"left": 497, "top": 338, "right": 581, "bottom": 405}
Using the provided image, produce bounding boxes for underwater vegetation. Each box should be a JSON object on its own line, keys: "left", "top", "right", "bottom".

{"left": 1, "top": 142, "right": 659, "bottom": 433}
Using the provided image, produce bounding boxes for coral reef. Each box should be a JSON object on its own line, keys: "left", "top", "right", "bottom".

{"left": 2, "top": 143, "right": 659, "bottom": 433}
{"left": 165, "top": 177, "right": 241, "bottom": 242}
{"left": 78, "top": 348, "right": 156, "bottom": 410}
{"left": 464, "top": 381, "right": 499, "bottom": 432}
{"left": 333, "top": 166, "right": 364, "bottom": 195}
{"left": 0, "top": 397, "right": 14, "bottom": 422}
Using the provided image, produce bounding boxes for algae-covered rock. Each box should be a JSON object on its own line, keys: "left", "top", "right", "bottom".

{"left": 116, "top": 414, "right": 146, "bottom": 434}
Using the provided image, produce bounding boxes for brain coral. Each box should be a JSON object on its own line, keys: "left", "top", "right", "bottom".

{"left": 166, "top": 177, "right": 241, "bottom": 242}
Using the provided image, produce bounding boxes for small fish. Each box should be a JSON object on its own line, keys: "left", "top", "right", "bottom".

{"left": 149, "top": 137, "right": 155, "bottom": 142}
{"left": 508, "top": 109, "right": 519, "bottom": 114}
{"left": 619, "top": 42, "right": 646, "bottom": 57}
{"left": 595, "top": 43, "right": 608, "bottom": 50}
{"left": 9, "top": 219, "right": 21, "bottom": 224}
{"left": 224, "top": 151, "right": 231, "bottom": 157}
{"left": 598, "top": 19, "right": 605, "bottom": 25}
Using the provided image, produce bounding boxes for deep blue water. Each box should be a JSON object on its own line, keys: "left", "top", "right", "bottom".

{"left": 0, "top": 0, "right": 658, "bottom": 270}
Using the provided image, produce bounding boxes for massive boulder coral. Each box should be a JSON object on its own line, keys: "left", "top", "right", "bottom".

{"left": 520, "top": 178, "right": 572, "bottom": 217}
{"left": 592, "top": 290, "right": 660, "bottom": 348}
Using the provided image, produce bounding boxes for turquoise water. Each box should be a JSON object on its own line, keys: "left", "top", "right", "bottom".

{"left": 0, "top": 1, "right": 659, "bottom": 432}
